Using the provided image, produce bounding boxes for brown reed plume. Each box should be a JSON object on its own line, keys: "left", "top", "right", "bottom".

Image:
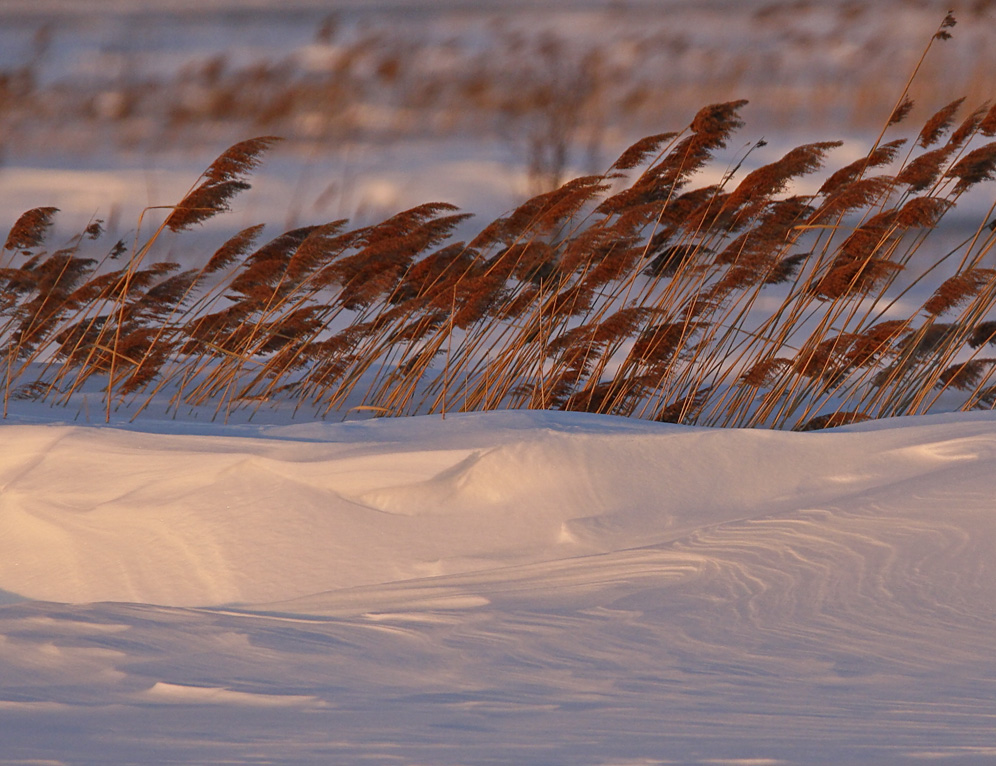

{"left": 165, "top": 137, "right": 281, "bottom": 232}
{"left": 3, "top": 207, "right": 59, "bottom": 252}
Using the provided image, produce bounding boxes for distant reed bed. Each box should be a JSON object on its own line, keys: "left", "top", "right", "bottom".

{"left": 4, "top": 12, "right": 996, "bottom": 429}
{"left": 4, "top": 2, "right": 993, "bottom": 193}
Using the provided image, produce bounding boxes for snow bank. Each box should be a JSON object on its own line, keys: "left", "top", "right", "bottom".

{"left": 3, "top": 410, "right": 994, "bottom": 609}
{"left": 2, "top": 410, "right": 996, "bottom": 764}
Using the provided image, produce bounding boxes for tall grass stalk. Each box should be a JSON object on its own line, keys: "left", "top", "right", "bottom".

{"left": 4, "top": 13, "right": 996, "bottom": 430}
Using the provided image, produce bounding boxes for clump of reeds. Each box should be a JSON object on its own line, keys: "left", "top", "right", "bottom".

{"left": 5, "top": 12, "right": 996, "bottom": 430}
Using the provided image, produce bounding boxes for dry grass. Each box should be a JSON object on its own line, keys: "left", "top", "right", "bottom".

{"left": 4, "top": 11, "right": 996, "bottom": 430}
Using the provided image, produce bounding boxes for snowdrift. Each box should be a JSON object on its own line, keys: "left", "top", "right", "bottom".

{"left": 2, "top": 410, "right": 996, "bottom": 764}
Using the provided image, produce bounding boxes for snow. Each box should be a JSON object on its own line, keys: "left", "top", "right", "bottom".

{"left": 4, "top": 0, "right": 996, "bottom": 760}
{"left": 3, "top": 408, "right": 996, "bottom": 763}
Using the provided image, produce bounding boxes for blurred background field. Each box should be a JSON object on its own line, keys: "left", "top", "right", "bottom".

{"left": 2, "top": 0, "right": 994, "bottom": 236}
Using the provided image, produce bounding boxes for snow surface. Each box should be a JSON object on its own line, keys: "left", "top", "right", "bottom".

{"left": 3, "top": 408, "right": 996, "bottom": 764}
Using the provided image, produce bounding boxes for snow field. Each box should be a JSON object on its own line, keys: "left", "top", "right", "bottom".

{"left": 2, "top": 410, "right": 996, "bottom": 763}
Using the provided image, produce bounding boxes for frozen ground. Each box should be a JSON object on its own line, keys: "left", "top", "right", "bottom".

{"left": 2, "top": 408, "right": 996, "bottom": 764}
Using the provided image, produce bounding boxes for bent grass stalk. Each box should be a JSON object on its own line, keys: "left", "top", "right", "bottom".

{"left": 6, "top": 13, "right": 996, "bottom": 429}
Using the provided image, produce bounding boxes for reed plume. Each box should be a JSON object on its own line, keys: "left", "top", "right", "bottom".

{"left": 3, "top": 207, "right": 59, "bottom": 252}
{"left": 165, "top": 137, "right": 281, "bottom": 232}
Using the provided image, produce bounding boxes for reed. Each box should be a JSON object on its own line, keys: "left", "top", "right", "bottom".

{"left": 4, "top": 12, "right": 996, "bottom": 431}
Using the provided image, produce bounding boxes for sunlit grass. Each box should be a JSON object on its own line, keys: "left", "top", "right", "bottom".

{"left": 4, "top": 11, "right": 996, "bottom": 429}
